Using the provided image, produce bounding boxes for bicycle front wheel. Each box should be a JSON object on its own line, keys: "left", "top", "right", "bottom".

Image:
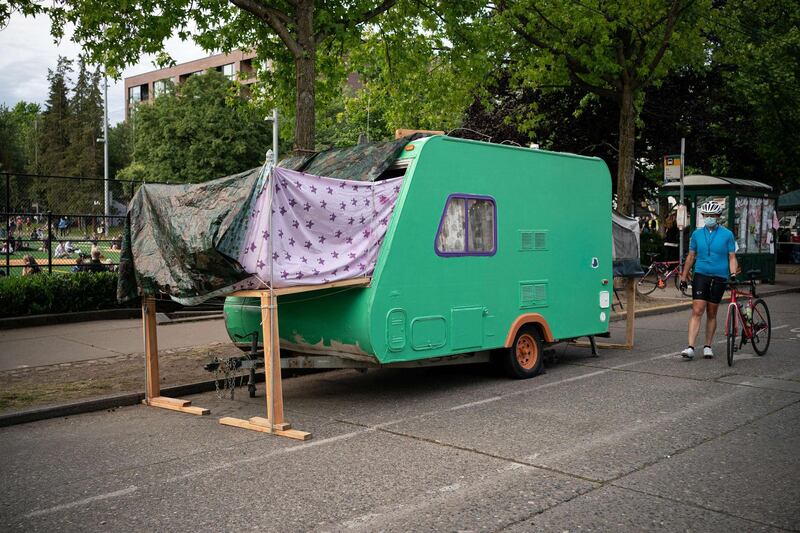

{"left": 636, "top": 267, "right": 658, "bottom": 295}
{"left": 750, "top": 298, "right": 771, "bottom": 356}
{"left": 726, "top": 306, "right": 737, "bottom": 367}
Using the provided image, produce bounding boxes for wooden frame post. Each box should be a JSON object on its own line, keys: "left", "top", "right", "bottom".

{"left": 219, "top": 289, "right": 311, "bottom": 440}
{"left": 143, "top": 296, "right": 160, "bottom": 399}
{"left": 141, "top": 295, "right": 209, "bottom": 415}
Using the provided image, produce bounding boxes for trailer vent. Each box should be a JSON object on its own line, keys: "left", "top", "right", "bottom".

{"left": 533, "top": 231, "right": 547, "bottom": 250}
{"left": 520, "top": 281, "right": 548, "bottom": 308}
{"left": 520, "top": 231, "right": 534, "bottom": 251}
{"left": 519, "top": 230, "right": 547, "bottom": 251}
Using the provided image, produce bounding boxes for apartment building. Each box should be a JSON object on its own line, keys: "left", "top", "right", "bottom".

{"left": 123, "top": 50, "right": 258, "bottom": 119}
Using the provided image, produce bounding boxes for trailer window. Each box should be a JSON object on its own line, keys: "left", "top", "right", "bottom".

{"left": 435, "top": 195, "right": 496, "bottom": 256}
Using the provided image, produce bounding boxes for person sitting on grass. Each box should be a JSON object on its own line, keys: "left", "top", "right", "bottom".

{"left": 82, "top": 249, "right": 109, "bottom": 273}
{"left": 54, "top": 240, "right": 69, "bottom": 258}
{"left": 22, "top": 255, "right": 41, "bottom": 276}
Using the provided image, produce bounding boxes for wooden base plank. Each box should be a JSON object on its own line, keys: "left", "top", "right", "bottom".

{"left": 150, "top": 396, "right": 190, "bottom": 407}
{"left": 572, "top": 341, "right": 633, "bottom": 350}
{"left": 249, "top": 417, "right": 291, "bottom": 430}
{"left": 219, "top": 417, "right": 311, "bottom": 441}
{"left": 146, "top": 396, "right": 210, "bottom": 415}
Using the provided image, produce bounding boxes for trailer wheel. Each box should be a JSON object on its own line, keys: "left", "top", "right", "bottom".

{"left": 503, "top": 327, "right": 544, "bottom": 379}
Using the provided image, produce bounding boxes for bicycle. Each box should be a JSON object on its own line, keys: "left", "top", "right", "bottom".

{"left": 637, "top": 252, "right": 692, "bottom": 297}
{"left": 724, "top": 270, "right": 771, "bottom": 367}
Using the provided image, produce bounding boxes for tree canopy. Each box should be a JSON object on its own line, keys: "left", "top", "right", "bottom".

{"left": 117, "top": 70, "right": 270, "bottom": 184}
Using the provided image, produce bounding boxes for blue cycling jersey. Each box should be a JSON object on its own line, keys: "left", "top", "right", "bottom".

{"left": 689, "top": 225, "right": 735, "bottom": 278}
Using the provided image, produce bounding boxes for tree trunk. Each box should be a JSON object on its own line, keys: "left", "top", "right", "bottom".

{"left": 616, "top": 81, "right": 637, "bottom": 216}
{"left": 294, "top": 0, "right": 316, "bottom": 152}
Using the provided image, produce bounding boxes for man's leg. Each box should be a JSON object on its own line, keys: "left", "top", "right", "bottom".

{"left": 687, "top": 299, "right": 707, "bottom": 350}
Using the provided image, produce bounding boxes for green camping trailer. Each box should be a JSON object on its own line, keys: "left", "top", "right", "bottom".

{"left": 224, "top": 136, "right": 613, "bottom": 377}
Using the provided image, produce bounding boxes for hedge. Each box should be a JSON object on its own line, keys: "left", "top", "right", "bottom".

{"left": 0, "top": 272, "right": 126, "bottom": 318}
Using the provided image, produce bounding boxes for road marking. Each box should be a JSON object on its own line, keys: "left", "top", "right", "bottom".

{"left": 24, "top": 486, "right": 138, "bottom": 518}
{"left": 772, "top": 324, "right": 788, "bottom": 330}
{"left": 449, "top": 396, "right": 502, "bottom": 411}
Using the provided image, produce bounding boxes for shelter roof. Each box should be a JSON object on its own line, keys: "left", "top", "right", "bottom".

{"left": 778, "top": 189, "right": 800, "bottom": 210}
{"left": 661, "top": 175, "right": 772, "bottom": 191}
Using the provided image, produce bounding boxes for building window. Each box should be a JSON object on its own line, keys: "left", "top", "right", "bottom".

{"left": 128, "top": 85, "right": 142, "bottom": 105}
{"left": 221, "top": 63, "right": 234, "bottom": 80}
{"left": 435, "top": 194, "right": 497, "bottom": 256}
{"left": 153, "top": 79, "right": 170, "bottom": 97}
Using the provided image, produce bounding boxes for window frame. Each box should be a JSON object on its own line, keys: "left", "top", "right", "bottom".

{"left": 434, "top": 193, "right": 497, "bottom": 257}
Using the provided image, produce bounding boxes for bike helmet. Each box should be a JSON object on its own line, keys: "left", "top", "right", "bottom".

{"left": 699, "top": 201, "right": 723, "bottom": 215}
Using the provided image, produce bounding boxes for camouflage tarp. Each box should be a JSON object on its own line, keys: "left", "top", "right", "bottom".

{"left": 117, "top": 135, "right": 425, "bottom": 304}
{"left": 117, "top": 168, "right": 260, "bottom": 302}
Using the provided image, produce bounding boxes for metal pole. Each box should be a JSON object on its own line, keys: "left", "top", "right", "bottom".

{"left": 103, "top": 74, "right": 110, "bottom": 235}
{"left": 4, "top": 174, "right": 9, "bottom": 276}
{"left": 679, "top": 137, "right": 685, "bottom": 268}
{"left": 272, "top": 108, "right": 279, "bottom": 165}
{"left": 47, "top": 211, "right": 53, "bottom": 274}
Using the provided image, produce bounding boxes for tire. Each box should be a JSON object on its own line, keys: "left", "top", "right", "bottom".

{"left": 750, "top": 298, "right": 771, "bottom": 356}
{"left": 726, "top": 307, "right": 737, "bottom": 367}
{"left": 674, "top": 271, "right": 692, "bottom": 297}
{"left": 636, "top": 267, "right": 658, "bottom": 295}
{"left": 502, "top": 327, "right": 544, "bottom": 379}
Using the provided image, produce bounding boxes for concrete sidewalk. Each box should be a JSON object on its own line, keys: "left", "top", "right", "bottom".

{"left": 0, "top": 317, "right": 231, "bottom": 371}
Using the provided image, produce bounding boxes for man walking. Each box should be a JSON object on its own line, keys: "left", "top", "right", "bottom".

{"left": 679, "top": 201, "right": 738, "bottom": 359}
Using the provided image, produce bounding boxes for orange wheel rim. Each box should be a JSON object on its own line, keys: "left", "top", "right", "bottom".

{"left": 516, "top": 333, "right": 539, "bottom": 370}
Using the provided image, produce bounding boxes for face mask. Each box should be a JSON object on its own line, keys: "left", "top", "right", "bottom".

{"left": 704, "top": 217, "right": 718, "bottom": 228}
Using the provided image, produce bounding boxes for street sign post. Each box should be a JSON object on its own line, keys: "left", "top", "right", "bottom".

{"left": 664, "top": 140, "right": 686, "bottom": 268}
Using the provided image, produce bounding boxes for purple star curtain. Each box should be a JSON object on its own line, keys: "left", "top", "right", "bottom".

{"left": 238, "top": 167, "right": 403, "bottom": 287}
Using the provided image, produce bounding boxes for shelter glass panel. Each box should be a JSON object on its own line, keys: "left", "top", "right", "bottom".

{"left": 747, "top": 198, "right": 763, "bottom": 253}
{"left": 761, "top": 199, "right": 776, "bottom": 253}
{"left": 735, "top": 197, "right": 750, "bottom": 252}
{"left": 467, "top": 199, "right": 496, "bottom": 253}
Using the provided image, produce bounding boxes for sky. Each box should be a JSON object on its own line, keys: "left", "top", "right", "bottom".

{"left": 0, "top": 13, "right": 207, "bottom": 125}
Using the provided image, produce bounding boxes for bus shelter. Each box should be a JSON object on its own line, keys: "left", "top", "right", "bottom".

{"left": 660, "top": 175, "right": 778, "bottom": 282}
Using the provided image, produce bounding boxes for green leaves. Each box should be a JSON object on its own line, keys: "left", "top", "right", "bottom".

{"left": 119, "top": 69, "right": 270, "bottom": 183}
{"left": 0, "top": 272, "right": 121, "bottom": 318}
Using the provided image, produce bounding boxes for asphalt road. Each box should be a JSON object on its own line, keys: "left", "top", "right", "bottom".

{"left": 1, "top": 292, "right": 798, "bottom": 532}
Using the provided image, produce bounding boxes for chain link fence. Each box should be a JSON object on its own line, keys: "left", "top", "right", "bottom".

{"left": 1, "top": 172, "right": 149, "bottom": 276}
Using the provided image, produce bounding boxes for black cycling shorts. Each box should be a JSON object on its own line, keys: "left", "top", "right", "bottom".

{"left": 692, "top": 272, "right": 727, "bottom": 304}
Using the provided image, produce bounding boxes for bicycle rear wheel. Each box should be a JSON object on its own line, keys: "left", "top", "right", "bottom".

{"left": 726, "top": 307, "right": 737, "bottom": 367}
{"left": 750, "top": 298, "right": 771, "bottom": 356}
{"left": 636, "top": 267, "right": 658, "bottom": 295}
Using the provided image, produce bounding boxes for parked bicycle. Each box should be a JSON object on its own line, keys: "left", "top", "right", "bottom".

{"left": 637, "top": 252, "right": 692, "bottom": 297}
{"left": 725, "top": 270, "right": 771, "bottom": 367}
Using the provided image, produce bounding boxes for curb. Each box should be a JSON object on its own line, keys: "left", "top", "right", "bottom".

{"left": 0, "top": 373, "right": 266, "bottom": 428}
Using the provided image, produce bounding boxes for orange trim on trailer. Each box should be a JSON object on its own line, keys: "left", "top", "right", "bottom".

{"left": 504, "top": 313, "right": 555, "bottom": 346}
